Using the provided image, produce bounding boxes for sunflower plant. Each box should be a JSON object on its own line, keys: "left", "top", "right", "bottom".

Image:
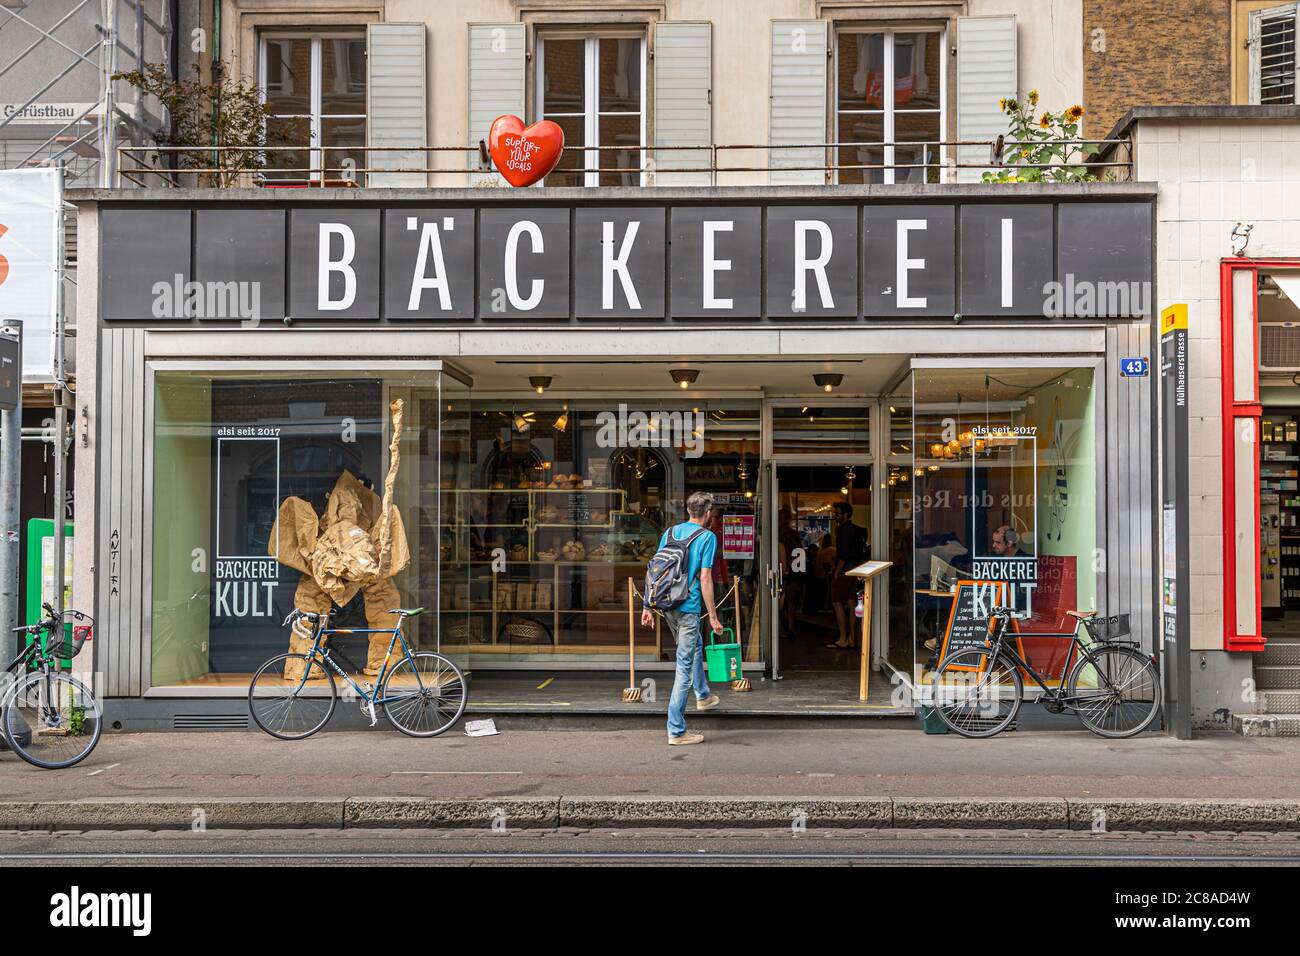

{"left": 982, "top": 90, "right": 1098, "bottom": 183}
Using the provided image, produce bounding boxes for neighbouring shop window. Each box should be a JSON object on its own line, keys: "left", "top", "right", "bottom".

{"left": 537, "top": 34, "right": 645, "bottom": 186}
{"left": 911, "top": 367, "right": 1098, "bottom": 686}
{"left": 442, "top": 401, "right": 761, "bottom": 664}
{"left": 770, "top": 405, "right": 871, "bottom": 456}
{"left": 835, "top": 29, "right": 943, "bottom": 184}
{"left": 150, "top": 372, "right": 461, "bottom": 687}
{"left": 260, "top": 33, "right": 367, "bottom": 182}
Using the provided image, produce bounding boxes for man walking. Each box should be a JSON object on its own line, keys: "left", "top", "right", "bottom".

{"left": 641, "top": 491, "right": 724, "bottom": 745}
{"left": 827, "top": 501, "right": 868, "bottom": 649}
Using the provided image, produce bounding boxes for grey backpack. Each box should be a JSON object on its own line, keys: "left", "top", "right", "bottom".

{"left": 643, "top": 526, "right": 707, "bottom": 610}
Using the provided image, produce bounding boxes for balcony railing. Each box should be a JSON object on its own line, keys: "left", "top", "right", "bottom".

{"left": 114, "top": 138, "right": 1133, "bottom": 188}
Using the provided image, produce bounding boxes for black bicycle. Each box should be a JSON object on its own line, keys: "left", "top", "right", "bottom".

{"left": 929, "top": 606, "right": 1161, "bottom": 739}
{"left": 2, "top": 604, "right": 101, "bottom": 769}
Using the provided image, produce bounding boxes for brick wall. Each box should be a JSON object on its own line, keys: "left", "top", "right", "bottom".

{"left": 1083, "top": 1, "right": 1231, "bottom": 139}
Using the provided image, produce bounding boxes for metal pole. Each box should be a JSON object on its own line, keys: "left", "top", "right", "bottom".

{"left": 100, "top": 0, "right": 118, "bottom": 187}
{"left": 52, "top": 168, "right": 68, "bottom": 634}
{"left": 0, "top": 322, "right": 22, "bottom": 652}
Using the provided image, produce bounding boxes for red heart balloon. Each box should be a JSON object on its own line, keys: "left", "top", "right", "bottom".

{"left": 488, "top": 115, "right": 566, "bottom": 187}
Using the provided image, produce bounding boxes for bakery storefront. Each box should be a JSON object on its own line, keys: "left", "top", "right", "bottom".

{"left": 72, "top": 186, "right": 1158, "bottom": 725}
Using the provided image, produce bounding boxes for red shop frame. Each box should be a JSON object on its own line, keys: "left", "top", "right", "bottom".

{"left": 1218, "top": 258, "right": 1300, "bottom": 652}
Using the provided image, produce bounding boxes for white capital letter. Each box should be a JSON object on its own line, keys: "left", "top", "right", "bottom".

{"left": 602, "top": 220, "right": 641, "bottom": 310}
{"left": 318, "top": 223, "right": 356, "bottom": 311}
{"left": 703, "top": 220, "right": 733, "bottom": 309}
{"left": 794, "top": 220, "right": 834, "bottom": 310}
{"left": 1000, "top": 217, "right": 1014, "bottom": 308}
{"left": 897, "top": 219, "right": 927, "bottom": 309}
{"left": 505, "top": 220, "right": 544, "bottom": 311}
{"left": 409, "top": 218, "right": 452, "bottom": 311}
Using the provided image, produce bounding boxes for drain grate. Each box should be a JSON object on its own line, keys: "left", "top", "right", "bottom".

{"left": 172, "top": 714, "right": 249, "bottom": 731}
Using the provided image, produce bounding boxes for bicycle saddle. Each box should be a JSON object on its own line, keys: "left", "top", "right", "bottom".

{"left": 388, "top": 607, "right": 425, "bottom": 617}
{"left": 1066, "top": 609, "right": 1098, "bottom": 619}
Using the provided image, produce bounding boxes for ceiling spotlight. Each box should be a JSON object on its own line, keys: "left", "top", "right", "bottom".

{"left": 671, "top": 368, "right": 700, "bottom": 389}
{"left": 529, "top": 376, "right": 552, "bottom": 394}
{"left": 813, "top": 373, "right": 843, "bottom": 393}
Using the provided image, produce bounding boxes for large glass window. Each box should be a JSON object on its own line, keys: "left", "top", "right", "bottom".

{"left": 260, "top": 33, "right": 367, "bottom": 183}
{"left": 911, "top": 366, "right": 1098, "bottom": 687}
{"left": 836, "top": 29, "right": 943, "bottom": 184}
{"left": 150, "top": 371, "right": 466, "bottom": 687}
{"left": 538, "top": 35, "right": 645, "bottom": 186}
{"left": 446, "top": 400, "right": 761, "bottom": 665}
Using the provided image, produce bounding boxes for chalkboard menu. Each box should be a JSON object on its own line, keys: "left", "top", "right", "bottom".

{"left": 567, "top": 493, "right": 591, "bottom": 524}
{"left": 939, "top": 580, "right": 1010, "bottom": 667}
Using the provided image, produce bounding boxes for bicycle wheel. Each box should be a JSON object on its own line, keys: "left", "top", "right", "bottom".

{"left": 248, "top": 654, "right": 337, "bottom": 740}
{"left": 381, "top": 652, "right": 468, "bottom": 738}
{"left": 1068, "top": 644, "right": 1162, "bottom": 738}
{"left": 3, "top": 671, "right": 102, "bottom": 770}
{"left": 930, "top": 645, "right": 1022, "bottom": 738}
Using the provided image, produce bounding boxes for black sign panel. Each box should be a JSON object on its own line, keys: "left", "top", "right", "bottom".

{"left": 862, "top": 205, "right": 956, "bottom": 318}
{"left": 98, "top": 197, "right": 1154, "bottom": 323}
{"left": 766, "top": 205, "right": 858, "bottom": 318}
{"left": 959, "top": 204, "right": 1055, "bottom": 317}
{"left": 0, "top": 331, "right": 19, "bottom": 412}
{"left": 288, "top": 208, "right": 381, "bottom": 320}
{"left": 382, "top": 208, "right": 476, "bottom": 320}
{"left": 573, "top": 207, "right": 666, "bottom": 318}
{"left": 479, "top": 207, "right": 570, "bottom": 319}
{"left": 669, "top": 206, "right": 762, "bottom": 317}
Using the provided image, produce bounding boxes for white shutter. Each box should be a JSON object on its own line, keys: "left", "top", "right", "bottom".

{"left": 769, "top": 20, "right": 827, "bottom": 185}
{"left": 956, "top": 15, "right": 1017, "bottom": 183}
{"left": 468, "top": 23, "right": 525, "bottom": 180}
{"left": 653, "top": 21, "right": 712, "bottom": 186}
{"left": 367, "top": 23, "right": 427, "bottom": 187}
{"left": 1249, "top": 4, "right": 1299, "bottom": 105}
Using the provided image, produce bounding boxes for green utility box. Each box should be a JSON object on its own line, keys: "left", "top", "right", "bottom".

{"left": 24, "top": 518, "right": 74, "bottom": 662}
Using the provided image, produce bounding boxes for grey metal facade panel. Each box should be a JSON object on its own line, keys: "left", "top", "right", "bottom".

{"left": 1099, "top": 324, "right": 1156, "bottom": 655}
{"left": 98, "top": 327, "right": 146, "bottom": 697}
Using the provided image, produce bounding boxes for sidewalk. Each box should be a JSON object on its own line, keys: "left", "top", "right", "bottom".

{"left": 2, "top": 724, "right": 1300, "bottom": 830}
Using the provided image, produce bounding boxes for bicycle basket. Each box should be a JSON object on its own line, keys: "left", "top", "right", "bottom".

{"left": 48, "top": 619, "right": 94, "bottom": 659}
{"left": 1083, "top": 613, "right": 1130, "bottom": 642}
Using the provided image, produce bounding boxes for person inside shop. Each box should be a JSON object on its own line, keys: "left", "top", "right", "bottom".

{"left": 827, "top": 501, "right": 869, "bottom": 649}
{"left": 992, "top": 524, "right": 1032, "bottom": 559}
{"left": 641, "top": 491, "right": 724, "bottom": 746}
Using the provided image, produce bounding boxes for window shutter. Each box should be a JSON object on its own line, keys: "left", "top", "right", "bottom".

{"left": 468, "top": 23, "right": 526, "bottom": 180}
{"left": 769, "top": 20, "right": 828, "bottom": 185}
{"left": 1249, "top": 4, "right": 1299, "bottom": 105}
{"left": 367, "top": 23, "right": 427, "bottom": 187}
{"left": 652, "top": 21, "right": 712, "bottom": 186}
{"left": 956, "top": 15, "right": 1017, "bottom": 184}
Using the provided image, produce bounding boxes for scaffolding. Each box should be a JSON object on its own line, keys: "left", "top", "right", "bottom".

{"left": 0, "top": 0, "right": 174, "bottom": 190}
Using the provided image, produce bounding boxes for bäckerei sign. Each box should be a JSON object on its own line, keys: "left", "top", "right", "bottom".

{"left": 97, "top": 198, "right": 1152, "bottom": 323}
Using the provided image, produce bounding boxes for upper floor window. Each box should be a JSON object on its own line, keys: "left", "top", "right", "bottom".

{"left": 1248, "top": 3, "right": 1298, "bottom": 104}
{"left": 260, "top": 32, "right": 367, "bottom": 182}
{"left": 537, "top": 34, "right": 645, "bottom": 186}
{"left": 835, "top": 28, "right": 944, "bottom": 184}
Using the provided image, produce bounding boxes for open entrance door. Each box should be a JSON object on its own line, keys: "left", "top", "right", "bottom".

{"left": 769, "top": 464, "right": 872, "bottom": 678}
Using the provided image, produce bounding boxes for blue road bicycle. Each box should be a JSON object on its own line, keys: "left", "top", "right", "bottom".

{"left": 248, "top": 607, "right": 468, "bottom": 740}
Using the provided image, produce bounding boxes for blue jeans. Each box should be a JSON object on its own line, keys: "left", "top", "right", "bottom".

{"left": 664, "top": 608, "right": 712, "bottom": 738}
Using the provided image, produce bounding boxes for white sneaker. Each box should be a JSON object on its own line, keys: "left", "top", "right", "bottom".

{"left": 669, "top": 732, "right": 705, "bottom": 746}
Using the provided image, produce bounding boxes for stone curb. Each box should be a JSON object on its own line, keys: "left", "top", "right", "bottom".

{"left": 2, "top": 796, "right": 1299, "bottom": 831}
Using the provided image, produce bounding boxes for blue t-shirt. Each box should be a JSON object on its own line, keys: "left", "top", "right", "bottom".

{"left": 657, "top": 521, "right": 718, "bottom": 615}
